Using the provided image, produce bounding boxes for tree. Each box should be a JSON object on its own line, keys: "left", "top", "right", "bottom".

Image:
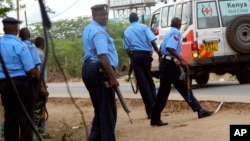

{"left": 29, "top": 16, "right": 131, "bottom": 80}
{"left": 0, "top": 0, "right": 14, "bottom": 17}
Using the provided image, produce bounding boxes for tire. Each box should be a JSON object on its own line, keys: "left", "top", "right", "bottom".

{"left": 195, "top": 71, "right": 209, "bottom": 85}
{"left": 236, "top": 70, "right": 250, "bottom": 84}
{"left": 226, "top": 15, "right": 250, "bottom": 54}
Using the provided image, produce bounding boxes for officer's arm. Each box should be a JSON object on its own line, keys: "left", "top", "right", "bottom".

{"left": 167, "top": 48, "right": 186, "bottom": 67}
{"left": 151, "top": 41, "right": 161, "bottom": 57}
{"left": 26, "top": 67, "right": 39, "bottom": 78}
{"left": 26, "top": 67, "right": 47, "bottom": 93}
{"left": 98, "top": 54, "right": 119, "bottom": 88}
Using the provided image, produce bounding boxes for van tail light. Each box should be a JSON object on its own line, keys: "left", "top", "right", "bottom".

{"left": 154, "top": 28, "right": 159, "bottom": 35}
{"left": 191, "top": 41, "right": 199, "bottom": 58}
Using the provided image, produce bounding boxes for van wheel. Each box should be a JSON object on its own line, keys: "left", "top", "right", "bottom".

{"left": 226, "top": 15, "right": 250, "bottom": 54}
{"left": 236, "top": 70, "right": 250, "bottom": 84}
{"left": 195, "top": 71, "right": 209, "bottom": 84}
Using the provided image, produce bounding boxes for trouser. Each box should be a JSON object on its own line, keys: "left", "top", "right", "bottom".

{"left": 82, "top": 60, "right": 117, "bottom": 141}
{"left": 151, "top": 59, "right": 202, "bottom": 122}
{"left": 131, "top": 51, "right": 156, "bottom": 116}
{"left": 0, "top": 76, "right": 38, "bottom": 141}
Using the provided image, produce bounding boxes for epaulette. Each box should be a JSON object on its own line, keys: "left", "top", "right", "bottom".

{"left": 96, "top": 31, "right": 104, "bottom": 34}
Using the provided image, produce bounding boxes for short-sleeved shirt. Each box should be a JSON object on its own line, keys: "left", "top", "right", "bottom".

{"left": 23, "top": 40, "right": 41, "bottom": 67}
{"left": 160, "top": 27, "right": 182, "bottom": 57}
{"left": 37, "top": 47, "right": 47, "bottom": 81}
{"left": 0, "top": 34, "right": 35, "bottom": 78}
{"left": 82, "top": 20, "right": 118, "bottom": 68}
{"left": 123, "top": 22, "right": 156, "bottom": 51}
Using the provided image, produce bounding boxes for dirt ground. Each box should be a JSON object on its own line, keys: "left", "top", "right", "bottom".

{"left": 42, "top": 97, "right": 250, "bottom": 141}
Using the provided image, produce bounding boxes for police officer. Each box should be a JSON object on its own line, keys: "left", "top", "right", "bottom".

{"left": 150, "top": 17, "right": 213, "bottom": 126}
{"left": 0, "top": 17, "right": 41, "bottom": 141}
{"left": 81, "top": 4, "right": 119, "bottom": 141}
{"left": 19, "top": 27, "right": 42, "bottom": 100}
{"left": 19, "top": 27, "right": 41, "bottom": 69}
{"left": 123, "top": 12, "right": 161, "bottom": 119}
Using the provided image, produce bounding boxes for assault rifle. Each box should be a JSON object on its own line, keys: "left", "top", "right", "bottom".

{"left": 104, "top": 81, "right": 133, "bottom": 124}
{"left": 101, "top": 68, "right": 133, "bottom": 124}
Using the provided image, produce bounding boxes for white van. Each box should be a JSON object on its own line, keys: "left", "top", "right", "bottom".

{"left": 149, "top": 0, "right": 250, "bottom": 84}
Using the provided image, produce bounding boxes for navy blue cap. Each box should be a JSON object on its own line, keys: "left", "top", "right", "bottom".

{"left": 2, "top": 17, "right": 22, "bottom": 24}
{"left": 91, "top": 4, "right": 108, "bottom": 12}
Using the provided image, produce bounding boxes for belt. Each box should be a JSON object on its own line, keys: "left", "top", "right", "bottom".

{"left": 84, "top": 59, "right": 115, "bottom": 71}
{"left": 0, "top": 76, "right": 28, "bottom": 82}
{"left": 84, "top": 59, "right": 99, "bottom": 64}
{"left": 163, "top": 55, "right": 179, "bottom": 63}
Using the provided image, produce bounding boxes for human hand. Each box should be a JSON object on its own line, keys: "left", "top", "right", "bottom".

{"left": 180, "top": 60, "right": 187, "bottom": 68}
{"left": 109, "top": 78, "right": 119, "bottom": 88}
{"left": 40, "top": 86, "right": 49, "bottom": 97}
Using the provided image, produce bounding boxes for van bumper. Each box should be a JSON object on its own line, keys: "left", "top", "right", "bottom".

{"left": 189, "top": 54, "right": 250, "bottom": 66}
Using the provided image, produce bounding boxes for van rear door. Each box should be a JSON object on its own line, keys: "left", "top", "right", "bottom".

{"left": 194, "top": 0, "right": 225, "bottom": 58}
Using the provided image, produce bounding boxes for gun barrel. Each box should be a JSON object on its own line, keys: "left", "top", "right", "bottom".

{"left": 184, "top": 66, "right": 191, "bottom": 102}
{"left": 115, "top": 87, "right": 130, "bottom": 113}
{"left": 114, "top": 87, "right": 133, "bottom": 124}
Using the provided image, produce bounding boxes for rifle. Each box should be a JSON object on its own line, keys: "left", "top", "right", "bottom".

{"left": 34, "top": 73, "right": 49, "bottom": 127}
{"left": 104, "top": 81, "right": 133, "bottom": 124}
{"left": 183, "top": 65, "right": 191, "bottom": 102}
{"left": 127, "top": 62, "right": 138, "bottom": 94}
{"left": 101, "top": 68, "right": 133, "bottom": 124}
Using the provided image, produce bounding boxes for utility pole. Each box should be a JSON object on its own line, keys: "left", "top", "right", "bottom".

{"left": 16, "top": 0, "right": 20, "bottom": 20}
{"left": 107, "top": 0, "right": 110, "bottom": 6}
{"left": 24, "top": 11, "right": 28, "bottom": 28}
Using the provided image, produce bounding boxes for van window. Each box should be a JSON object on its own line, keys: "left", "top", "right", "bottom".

{"left": 197, "top": 1, "right": 220, "bottom": 29}
{"left": 182, "top": 3, "right": 189, "bottom": 24}
{"left": 219, "top": 0, "right": 250, "bottom": 27}
{"left": 175, "top": 2, "right": 191, "bottom": 25}
{"left": 168, "top": 6, "right": 175, "bottom": 26}
{"left": 161, "top": 5, "right": 175, "bottom": 28}
{"left": 150, "top": 13, "right": 160, "bottom": 33}
{"left": 161, "top": 6, "right": 169, "bottom": 28}
{"left": 175, "top": 4, "right": 182, "bottom": 19}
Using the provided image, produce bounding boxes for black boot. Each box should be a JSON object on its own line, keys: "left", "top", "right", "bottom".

{"left": 198, "top": 109, "right": 213, "bottom": 118}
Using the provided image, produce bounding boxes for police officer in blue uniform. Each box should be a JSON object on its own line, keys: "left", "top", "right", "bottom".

{"left": 19, "top": 27, "right": 41, "bottom": 68}
{"left": 19, "top": 27, "right": 42, "bottom": 100}
{"left": 150, "top": 17, "right": 213, "bottom": 126}
{"left": 0, "top": 17, "right": 42, "bottom": 141}
{"left": 81, "top": 4, "right": 119, "bottom": 141}
{"left": 123, "top": 12, "right": 161, "bottom": 119}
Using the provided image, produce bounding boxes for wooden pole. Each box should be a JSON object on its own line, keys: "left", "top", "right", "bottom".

{"left": 24, "top": 11, "right": 28, "bottom": 28}
{"left": 16, "top": 0, "right": 20, "bottom": 20}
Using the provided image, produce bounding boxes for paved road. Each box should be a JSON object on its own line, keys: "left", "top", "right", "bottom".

{"left": 47, "top": 80, "right": 250, "bottom": 103}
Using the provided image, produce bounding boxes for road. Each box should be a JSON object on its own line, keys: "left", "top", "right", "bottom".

{"left": 47, "top": 80, "right": 250, "bottom": 103}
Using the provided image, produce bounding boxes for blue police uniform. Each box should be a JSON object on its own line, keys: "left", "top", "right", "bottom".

{"left": 23, "top": 40, "right": 41, "bottom": 67}
{"left": 151, "top": 27, "right": 203, "bottom": 124}
{"left": 123, "top": 21, "right": 157, "bottom": 118}
{"left": 82, "top": 21, "right": 118, "bottom": 68}
{"left": 0, "top": 21, "right": 37, "bottom": 141}
{"left": 81, "top": 6, "right": 118, "bottom": 140}
{"left": 123, "top": 22, "right": 156, "bottom": 52}
{"left": 0, "top": 35, "right": 35, "bottom": 78}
